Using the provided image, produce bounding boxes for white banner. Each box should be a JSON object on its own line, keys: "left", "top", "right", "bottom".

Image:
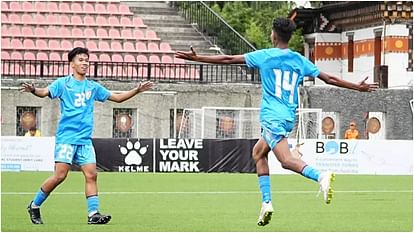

{"left": 1, "top": 136, "right": 55, "bottom": 171}
{"left": 268, "top": 139, "right": 413, "bottom": 175}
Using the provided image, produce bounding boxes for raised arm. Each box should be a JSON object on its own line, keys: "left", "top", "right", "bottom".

{"left": 175, "top": 47, "right": 245, "bottom": 64}
{"left": 108, "top": 81, "right": 154, "bottom": 103}
{"left": 318, "top": 72, "right": 379, "bottom": 92}
{"left": 20, "top": 82, "right": 49, "bottom": 98}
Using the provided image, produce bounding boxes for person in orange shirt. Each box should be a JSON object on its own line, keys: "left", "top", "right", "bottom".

{"left": 344, "top": 121, "right": 360, "bottom": 139}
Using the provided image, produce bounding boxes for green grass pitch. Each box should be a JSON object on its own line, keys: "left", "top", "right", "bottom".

{"left": 1, "top": 172, "right": 412, "bottom": 232}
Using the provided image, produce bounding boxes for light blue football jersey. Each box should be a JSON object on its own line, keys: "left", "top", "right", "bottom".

{"left": 245, "top": 48, "right": 320, "bottom": 130}
{"left": 48, "top": 75, "right": 111, "bottom": 145}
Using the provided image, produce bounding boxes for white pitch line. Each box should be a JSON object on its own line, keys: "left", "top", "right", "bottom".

{"left": 1, "top": 190, "right": 412, "bottom": 195}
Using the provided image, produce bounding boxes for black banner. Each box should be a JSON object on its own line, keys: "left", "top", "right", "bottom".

{"left": 93, "top": 138, "right": 257, "bottom": 173}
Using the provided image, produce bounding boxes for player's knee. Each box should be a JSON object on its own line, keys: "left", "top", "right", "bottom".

{"left": 53, "top": 173, "right": 68, "bottom": 184}
{"left": 252, "top": 146, "right": 264, "bottom": 162}
{"left": 84, "top": 172, "right": 97, "bottom": 181}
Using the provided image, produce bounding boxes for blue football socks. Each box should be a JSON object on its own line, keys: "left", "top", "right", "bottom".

{"left": 258, "top": 175, "right": 271, "bottom": 203}
{"left": 301, "top": 165, "right": 321, "bottom": 182}
{"left": 33, "top": 188, "right": 49, "bottom": 207}
{"left": 87, "top": 195, "right": 99, "bottom": 216}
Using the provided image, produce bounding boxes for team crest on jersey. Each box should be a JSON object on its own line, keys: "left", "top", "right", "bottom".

{"left": 85, "top": 90, "right": 92, "bottom": 100}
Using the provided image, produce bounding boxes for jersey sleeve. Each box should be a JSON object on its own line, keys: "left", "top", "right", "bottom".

{"left": 302, "top": 57, "right": 320, "bottom": 78}
{"left": 47, "top": 78, "right": 63, "bottom": 99}
{"left": 244, "top": 49, "right": 267, "bottom": 69}
{"left": 94, "top": 82, "right": 111, "bottom": 102}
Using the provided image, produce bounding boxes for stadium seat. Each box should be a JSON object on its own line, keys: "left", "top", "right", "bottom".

{"left": 71, "top": 28, "right": 83, "bottom": 37}
{"left": 24, "top": 52, "right": 36, "bottom": 60}
{"left": 124, "top": 54, "right": 136, "bottom": 62}
{"left": 149, "top": 55, "right": 161, "bottom": 63}
{"left": 22, "top": 2, "right": 34, "bottom": 11}
{"left": 133, "top": 17, "right": 145, "bottom": 27}
{"left": 1, "top": 13, "right": 8, "bottom": 23}
{"left": 10, "top": 39, "right": 23, "bottom": 49}
{"left": 111, "top": 41, "right": 123, "bottom": 51}
{"left": 61, "top": 27, "right": 71, "bottom": 38}
{"left": 160, "top": 42, "right": 173, "bottom": 52}
{"left": 9, "top": 2, "right": 21, "bottom": 11}
{"left": 146, "top": 30, "right": 159, "bottom": 40}
{"left": 8, "top": 14, "right": 20, "bottom": 23}
{"left": 59, "top": 2, "right": 70, "bottom": 12}
{"left": 108, "top": 16, "right": 120, "bottom": 26}
{"left": 121, "top": 28, "right": 133, "bottom": 38}
{"left": 84, "top": 28, "right": 96, "bottom": 38}
{"left": 71, "top": 15, "right": 83, "bottom": 25}
{"left": 36, "top": 52, "right": 49, "bottom": 61}
{"left": 89, "top": 53, "right": 98, "bottom": 61}
{"left": 47, "top": 2, "right": 59, "bottom": 12}
{"left": 86, "top": 41, "right": 98, "bottom": 50}
{"left": 34, "top": 27, "right": 46, "bottom": 37}
{"left": 1, "top": 2, "right": 8, "bottom": 11}
{"left": 83, "top": 3, "right": 95, "bottom": 14}
{"left": 48, "top": 40, "right": 61, "bottom": 50}
{"left": 97, "top": 28, "right": 108, "bottom": 38}
{"left": 9, "top": 26, "right": 21, "bottom": 36}
{"left": 161, "top": 55, "right": 174, "bottom": 63}
{"left": 22, "top": 26, "right": 34, "bottom": 37}
{"left": 73, "top": 41, "right": 85, "bottom": 48}
{"left": 61, "top": 53, "right": 68, "bottom": 62}
{"left": 95, "top": 4, "right": 106, "bottom": 13}
{"left": 135, "top": 42, "right": 147, "bottom": 52}
{"left": 147, "top": 42, "right": 159, "bottom": 52}
{"left": 2, "top": 38, "right": 10, "bottom": 48}
{"left": 46, "top": 14, "right": 58, "bottom": 24}
{"left": 120, "top": 17, "right": 133, "bottom": 27}
{"left": 1, "top": 51, "right": 10, "bottom": 59}
{"left": 49, "top": 52, "right": 61, "bottom": 60}
{"left": 119, "top": 4, "right": 131, "bottom": 14}
{"left": 84, "top": 15, "right": 95, "bottom": 25}
{"left": 34, "top": 14, "right": 46, "bottom": 24}
{"left": 61, "top": 40, "right": 72, "bottom": 50}
{"left": 11, "top": 51, "right": 23, "bottom": 60}
{"left": 109, "top": 28, "right": 120, "bottom": 38}
{"left": 35, "top": 39, "right": 48, "bottom": 50}
{"left": 137, "top": 55, "right": 148, "bottom": 63}
{"left": 174, "top": 57, "right": 185, "bottom": 64}
{"left": 35, "top": 2, "right": 47, "bottom": 12}
{"left": 21, "top": 14, "right": 33, "bottom": 24}
{"left": 133, "top": 29, "right": 144, "bottom": 39}
{"left": 60, "top": 15, "right": 70, "bottom": 25}
{"left": 71, "top": 3, "right": 83, "bottom": 13}
{"left": 23, "top": 39, "right": 36, "bottom": 49}
{"left": 96, "top": 16, "right": 108, "bottom": 26}
{"left": 98, "top": 41, "right": 110, "bottom": 51}
{"left": 107, "top": 4, "right": 118, "bottom": 13}
{"left": 47, "top": 27, "right": 59, "bottom": 38}
{"left": 1, "top": 25, "right": 8, "bottom": 36}
{"left": 123, "top": 41, "right": 135, "bottom": 52}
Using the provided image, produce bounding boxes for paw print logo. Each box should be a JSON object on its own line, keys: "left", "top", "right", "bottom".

{"left": 119, "top": 139, "right": 148, "bottom": 165}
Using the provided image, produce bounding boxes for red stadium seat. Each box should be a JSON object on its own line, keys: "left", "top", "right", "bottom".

{"left": 34, "top": 27, "right": 46, "bottom": 37}
{"left": 112, "top": 54, "right": 123, "bottom": 62}
{"left": 59, "top": 2, "right": 70, "bottom": 12}
{"left": 174, "top": 57, "right": 185, "bottom": 64}
{"left": 23, "top": 39, "right": 36, "bottom": 49}
{"left": 121, "top": 29, "right": 133, "bottom": 38}
{"left": 1, "top": 51, "right": 10, "bottom": 59}
{"left": 9, "top": 2, "right": 21, "bottom": 11}
{"left": 22, "top": 2, "right": 34, "bottom": 11}
{"left": 21, "top": 26, "right": 34, "bottom": 37}
{"left": 146, "top": 30, "right": 158, "bottom": 40}
{"left": 120, "top": 17, "right": 133, "bottom": 27}
{"left": 161, "top": 55, "right": 173, "bottom": 63}
{"left": 1, "top": 13, "right": 8, "bottom": 23}
{"left": 48, "top": 40, "right": 60, "bottom": 50}
{"left": 111, "top": 41, "right": 123, "bottom": 51}
{"left": 97, "top": 28, "right": 108, "bottom": 38}
{"left": 47, "top": 27, "right": 59, "bottom": 38}
{"left": 47, "top": 2, "right": 58, "bottom": 12}
{"left": 11, "top": 51, "right": 23, "bottom": 60}
{"left": 24, "top": 52, "right": 36, "bottom": 60}
{"left": 21, "top": 14, "right": 33, "bottom": 24}
{"left": 123, "top": 42, "right": 135, "bottom": 52}
{"left": 84, "top": 3, "right": 95, "bottom": 13}
{"left": 35, "top": 2, "right": 47, "bottom": 12}
{"left": 34, "top": 14, "right": 46, "bottom": 24}
{"left": 83, "top": 16, "right": 95, "bottom": 25}
{"left": 36, "top": 52, "right": 49, "bottom": 61}
{"left": 71, "top": 15, "right": 83, "bottom": 25}
{"left": 107, "top": 4, "right": 118, "bottom": 13}
{"left": 2, "top": 38, "right": 10, "bottom": 48}
{"left": 9, "top": 26, "right": 21, "bottom": 36}
{"left": 133, "top": 29, "right": 144, "bottom": 39}
{"left": 149, "top": 55, "right": 161, "bottom": 63}
{"left": 8, "top": 14, "right": 20, "bottom": 23}
{"left": 60, "top": 27, "right": 71, "bottom": 38}
{"left": 95, "top": 4, "right": 106, "bottom": 13}
{"left": 137, "top": 55, "right": 148, "bottom": 63}
{"left": 109, "top": 28, "right": 120, "bottom": 38}
{"left": 147, "top": 42, "right": 159, "bottom": 52}
{"left": 46, "top": 14, "right": 58, "bottom": 23}
{"left": 133, "top": 17, "right": 145, "bottom": 27}
{"left": 60, "top": 15, "right": 70, "bottom": 25}
{"left": 86, "top": 41, "right": 98, "bottom": 50}
{"left": 1, "top": 25, "right": 8, "bottom": 37}
{"left": 35, "top": 39, "right": 48, "bottom": 50}
{"left": 96, "top": 16, "right": 108, "bottom": 26}
{"left": 98, "top": 41, "right": 110, "bottom": 51}
{"left": 89, "top": 54, "right": 98, "bottom": 61}
{"left": 135, "top": 42, "right": 147, "bottom": 52}
{"left": 1, "top": 2, "right": 8, "bottom": 11}
{"left": 124, "top": 54, "right": 136, "bottom": 62}
{"left": 73, "top": 41, "right": 85, "bottom": 48}
{"left": 71, "top": 3, "right": 83, "bottom": 12}
{"left": 108, "top": 16, "right": 120, "bottom": 26}
{"left": 119, "top": 4, "right": 131, "bottom": 14}
{"left": 160, "top": 42, "right": 172, "bottom": 52}
{"left": 84, "top": 28, "right": 96, "bottom": 38}
{"left": 71, "top": 28, "right": 83, "bottom": 37}
{"left": 61, "top": 40, "right": 72, "bottom": 50}
{"left": 10, "top": 39, "right": 23, "bottom": 49}
{"left": 49, "top": 52, "right": 61, "bottom": 60}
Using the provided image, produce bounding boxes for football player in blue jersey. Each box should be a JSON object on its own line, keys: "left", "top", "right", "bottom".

{"left": 20, "top": 47, "right": 153, "bottom": 224}
{"left": 176, "top": 18, "right": 378, "bottom": 226}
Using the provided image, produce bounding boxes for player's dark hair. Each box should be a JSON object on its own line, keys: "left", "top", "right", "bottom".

{"left": 272, "top": 18, "right": 296, "bottom": 43}
{"left": 68, "top": 47, "right": 89, "bottom": 62}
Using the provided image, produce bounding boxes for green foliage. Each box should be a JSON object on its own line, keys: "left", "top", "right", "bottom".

{"left": 208, "top": 1, "right": 304, "bottom": 52}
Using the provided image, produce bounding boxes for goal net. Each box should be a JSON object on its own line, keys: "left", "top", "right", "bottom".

{"left": 178, "top": 107, "right": 322, "bottom": 140}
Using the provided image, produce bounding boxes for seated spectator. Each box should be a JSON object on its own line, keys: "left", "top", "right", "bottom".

{"left": 344, "top": 121, "right": 359, "bottom": 139}
{"left": 25, "top": 127, "right": 41, "bottom": 137}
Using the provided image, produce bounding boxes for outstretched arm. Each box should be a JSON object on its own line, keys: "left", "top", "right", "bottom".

{"left": 108, "top": 81, "right": 154, "bottom": 103}
{"left": 175, "top": 47, "right": 245, "bottom": 64}
{"left": 318, "top": 72, "right": 379, "bottom": 92}
{"left": 20, "top": 82, "right": 49, "bottom": 98}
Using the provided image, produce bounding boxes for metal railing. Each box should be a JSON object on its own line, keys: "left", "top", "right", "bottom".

{"left": 171, "top": 1, "right": 256, "bottom": 55}
{"left": 0, "top": 60, "right": 261, "bottom": 83}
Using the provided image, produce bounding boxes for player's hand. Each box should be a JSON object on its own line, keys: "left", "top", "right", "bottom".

{"left": 357, "top": 77, "right": 379, "bottom": 92}
{"left": 20, "top": 82, "right": 35, "bottom": 93}
{"left": 136, "top": 81, "right": 154, "bottom": 93}
{"left": 175, "top": 46, "right": 197, "bottom": 61}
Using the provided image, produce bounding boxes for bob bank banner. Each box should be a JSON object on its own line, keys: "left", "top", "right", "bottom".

{"left": 1, "top": 137, "right": 412, "bottom": 175}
